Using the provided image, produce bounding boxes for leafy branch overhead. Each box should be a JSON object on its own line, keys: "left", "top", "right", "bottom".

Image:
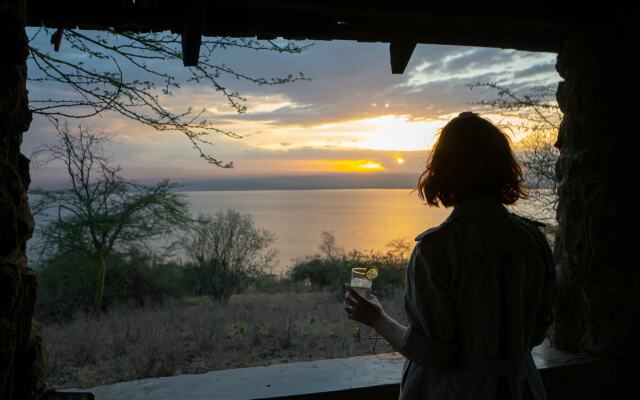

{"left": 27, "top": 28, "right": 312, "bottom": 167}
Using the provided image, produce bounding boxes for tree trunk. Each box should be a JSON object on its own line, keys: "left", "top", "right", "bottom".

{"left": 94, "top": 253, "right": 108, "bottom": 316}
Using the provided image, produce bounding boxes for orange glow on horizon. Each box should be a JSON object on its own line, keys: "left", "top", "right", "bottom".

{"left": 333, "top": 160, "right": 384, "bottom": 172}
{"left": 291, "top": 159, "right": 386, "bottom": 173}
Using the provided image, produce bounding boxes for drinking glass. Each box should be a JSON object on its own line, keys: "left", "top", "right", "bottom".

{"left": 350, "top": 267, "right": 373, "bottom": 299}
{"left": 349, "top": 267, "right": 378, "bottom": 342}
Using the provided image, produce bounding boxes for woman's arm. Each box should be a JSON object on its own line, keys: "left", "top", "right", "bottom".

{"left": 343, "top": 287, "right": 408, "bottom": 355}
{"left": 344, "top": 241, "right": 457, "bottom": 368}
{"left": 371, "top": 308, "right": 409, "bottom": 354}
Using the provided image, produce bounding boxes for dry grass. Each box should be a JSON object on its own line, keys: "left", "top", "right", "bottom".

{"left": 44, "top": 289, "right": 407, "bottom": 389}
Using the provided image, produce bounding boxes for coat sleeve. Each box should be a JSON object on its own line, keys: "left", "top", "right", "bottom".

{"left": 399, "top": 242, "right": 457, "bottom": 368}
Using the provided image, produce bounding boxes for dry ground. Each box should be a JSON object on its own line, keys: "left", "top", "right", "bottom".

{"left": 43, "top": 289, "right": 407, "bottom": 389}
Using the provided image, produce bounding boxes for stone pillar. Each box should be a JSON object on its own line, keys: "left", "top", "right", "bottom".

{"left": 0, "top": 1, "right": 47, "bottom": 399}
{"left": 551, "top": 24, "right": 640, "bottom": 356}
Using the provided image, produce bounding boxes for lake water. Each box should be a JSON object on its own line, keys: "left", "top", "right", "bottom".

{"left": 29, "top": 189, "right": 552, "bottom": 273}
{"left": 183, "top": 189, "right": 548, "bottom": 273}
{"left": 185, "top": 189, "right": 448, "bottom": 272}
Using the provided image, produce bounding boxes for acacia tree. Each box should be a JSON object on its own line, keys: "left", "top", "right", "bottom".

{"left": 318, "top": 230, "right": 346, "bottom": 294}
{"left": 27, "top": 28, "right": 311, "bottom": 167}
{"left": 318, "top": 230, "right": 344, "bottom": 261}
{"left": 468, "top": 82, "right": 562, "bottom": 225}
{"left": 385, "top": 238, "right": 411, "bottom": 265}
{"left": 32, "top": 122, "right": 190, "bottom": 314}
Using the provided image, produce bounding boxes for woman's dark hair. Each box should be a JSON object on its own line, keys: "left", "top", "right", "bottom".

{"left": 416, "top": 111, "right": 528, "bottom": 207}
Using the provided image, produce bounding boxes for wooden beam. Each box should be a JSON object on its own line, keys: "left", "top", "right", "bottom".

{"left": 181, "top": 26, "right": 202, "bottom": 67}
{"left": 181, "top": 1, "right": 204, "bottom": 67}
{"left": 389, "top": 40, "right": 417, "bottom": 74}
{"left": 25, "top": 0, "right": 570, "bottom": 53}
{"left": 50, "top": 28, "right": 64, "bottom": 51}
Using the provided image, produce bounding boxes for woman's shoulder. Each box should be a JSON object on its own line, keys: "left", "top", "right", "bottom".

{"left": 509, "top": 212, "right": 547, "bottom": 228}
{"left": 414, "top": 217, "right": 456, "bottom": 243}
{"left": 508, "top": 212, "right": 553, "bottom": 255}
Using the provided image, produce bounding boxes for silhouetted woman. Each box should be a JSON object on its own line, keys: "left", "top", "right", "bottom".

{"left": 344, "top": 111, "right": 556, "bottom": 400}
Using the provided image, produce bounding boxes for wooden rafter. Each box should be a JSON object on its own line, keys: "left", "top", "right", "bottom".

{"left": 181, "top": 1, "right": 204, "bottom": 67}
{"left": 390, "top": 41, "right": 417, "bottom": 74}
{"left": 25, "top": 0, "right": 577, "bottom": 54}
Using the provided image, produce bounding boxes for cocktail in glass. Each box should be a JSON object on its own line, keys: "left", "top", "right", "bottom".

{"left": 350, "top": 267, "right": 377, "bottom": 299}
{"left": 349, "top": 266, "right": 378, "bottom": 341}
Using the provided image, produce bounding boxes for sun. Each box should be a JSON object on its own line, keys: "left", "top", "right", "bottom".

{"left": 360, "top": 161, "right": 383, "bottom": 170}
{"left": 329, "top": 159, "right": 385, "bottom": 172}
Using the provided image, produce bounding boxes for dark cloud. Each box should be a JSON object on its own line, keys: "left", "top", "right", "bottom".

{"left": 512, "top": 62, "right": 557, "bottom": 78}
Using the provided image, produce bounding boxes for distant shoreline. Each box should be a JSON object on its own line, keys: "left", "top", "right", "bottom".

{"left": 172, "top": 173, "right": 420, "bottom": 192}
{"left": 30, "top": 173, "right": 421, "bottom": 193}
{"left": 29, "top": 172, "right": 552, "bottom": 192}
{"left": 176, "top": 186, "right": 416, "bottom": 192}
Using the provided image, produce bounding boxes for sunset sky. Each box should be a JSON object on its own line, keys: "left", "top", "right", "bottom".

{"left": 23, "top": 31, "right": 561, "bottom": 185}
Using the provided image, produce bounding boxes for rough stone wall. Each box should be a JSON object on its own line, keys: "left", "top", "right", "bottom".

{"left": 0, "top": 1, "right": 47, "bottom": 399}
{"left": 551, "top": 24, "right": 640, "bottom": 356}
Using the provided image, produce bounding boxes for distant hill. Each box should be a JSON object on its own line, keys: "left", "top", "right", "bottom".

{"left": 175, "top": 173, "right": 420, "bottom": 191}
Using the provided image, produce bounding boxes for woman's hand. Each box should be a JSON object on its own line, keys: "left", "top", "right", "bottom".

{"left": 343, "top": 284, "right": 409, "bottom": 355}
{"left": 343, "top": 284, "right": 385, "bottom": 328}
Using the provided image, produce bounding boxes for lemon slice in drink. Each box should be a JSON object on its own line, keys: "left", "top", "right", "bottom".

{"left": 365, "top": 267, "right": 379, "bottom": 280}
{"left": 352, "top": 267, "right": 367, "bottom": 275}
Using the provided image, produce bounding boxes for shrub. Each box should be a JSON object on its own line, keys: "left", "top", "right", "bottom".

{"left": 289, "top": 249, "right": 406, "bottom": 299}
{"left": 179, "top": 209, "right": 277, "bottom": 303}
{"left": 36, "top": 248, "right": 187, "bottom": 321}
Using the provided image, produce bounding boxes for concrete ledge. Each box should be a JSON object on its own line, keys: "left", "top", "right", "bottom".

{"left": 76, "top": 341, "right": 636, "bottom": 400}
{"left": 75, "top": 353, "right": 405, "bottom": 400}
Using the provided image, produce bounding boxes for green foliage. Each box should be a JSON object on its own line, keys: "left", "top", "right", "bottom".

{"left": 32, "top": 123, "right": 190, "bottom": 314}
{"left": 289, "top": 248, "right": 406, "bottom": 299}
{"left": 36, "top": 247, "right": 186, "bottom": 321}
{"left": 289, "top": 256, "right": 341, "bottom": 288}
{"left": 37, "top": 251, "right": 99, "bottom": 319}
{"left": 114, "top": 248, "right": 187, "bottom": 302}
{"left": 247, "top": 270, "right": 282, "bottom": 291}
{"left": 32, "top": 125, "right": 190, "bottom": 260}
{"left": 181, "top": 259, "right": 245, "bottom": 302}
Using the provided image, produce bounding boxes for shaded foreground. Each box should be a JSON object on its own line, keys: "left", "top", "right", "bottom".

{"left": 80, "top": 340, "right": 615, "bottom": 400}
{"left": 45, "top": 290, "right": 406, "bottom": 388}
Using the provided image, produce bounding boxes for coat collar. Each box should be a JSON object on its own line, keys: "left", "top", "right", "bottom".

{"left": 447, "top": 196, "right": 510, "bottom": 220}
{"left": 414, "top": 197, "right": 511, "bottom": 241}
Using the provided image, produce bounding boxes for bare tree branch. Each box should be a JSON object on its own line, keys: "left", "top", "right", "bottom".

{"left": 27, "top": 28, "right": 312, "bottom": 167}
{"left": 468, "top": 82, "right": 561, "bottom": 224}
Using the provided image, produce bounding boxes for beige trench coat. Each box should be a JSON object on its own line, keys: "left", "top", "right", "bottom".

{"left": 398, "top": 197, "right": 556, "bottom": 400}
